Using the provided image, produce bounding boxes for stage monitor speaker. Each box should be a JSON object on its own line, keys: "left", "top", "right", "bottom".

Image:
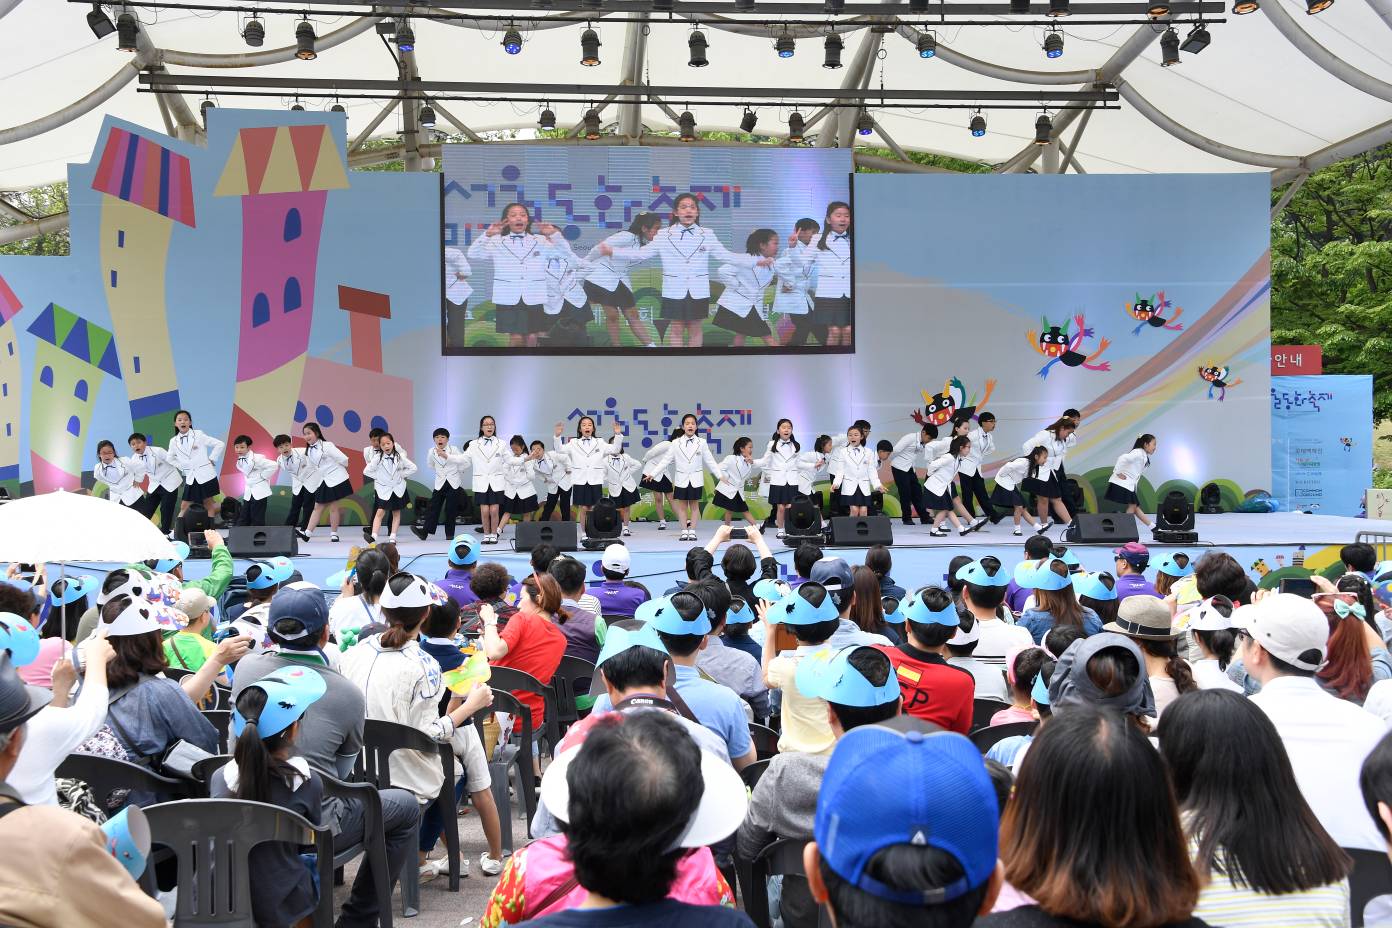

{"left": 829, "top": 515, "right": 894, "bottom": 547}
{"left": 1063, "top": 513, "right": 1139, "bottom": 545}
{"left": 515, "top": 521, "right": 579, "bottom": 553}
{"left": 226, "top": 526, "right": 299, "bottom": 558}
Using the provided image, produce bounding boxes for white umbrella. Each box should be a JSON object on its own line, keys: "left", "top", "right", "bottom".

{"left": 0, "top": 490, "right": 176, "bottom": 564}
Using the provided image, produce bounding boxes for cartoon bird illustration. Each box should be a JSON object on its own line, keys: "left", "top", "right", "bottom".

{"left": 1198, "top": 364, "right": 1243, "bottom": 401}
{"left": 1341, "top": 437, "right": 1354, "bottom": 451}
{"left": 1027, "top": 313, "right": 1111, "bottom": 380}
{"left": 912, "top": 377, "right": 998, "bottom": 428}
{"left": 1251, "top": 558, "right": 1270, "bottom": 577}
{"left": 1127, "top": 290, "right": 1184, "bottom": 336}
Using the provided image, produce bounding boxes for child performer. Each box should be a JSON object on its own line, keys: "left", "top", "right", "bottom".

{"left": 585, "top": 212, "right": 662, "bottom": 348}
{"left": 1021, "top": 417, "right": 1077, "bottom": 532}
{"left": 498, "top": 435, "right": 541, "bottom": 539}
{"left": 830, "top": 425, "right": 884, "bottom": 518}
{"left": 712, "top": 229, "right": 779, "bottom": 349}
{"left": 958, "top": 411, "right": 999, "bottom": 523}
{"left": 467, "top": 203, "right": 564, "bottom": 349}
{"left": 713, "top": 437, "right": 762, "bottom": 529}
{"left": 992, "top": 447, "right": 1047, "bottom": 536}
{"left": 773, "top": 219, "right": 820, "bottom": 347}
{"left": 363, "top": 432, "right": 416, "bottom": 544}
{"left": 1107, "top": 434, "right": 1156, "bottom": 529}
{"left": 444, "top": 243, "right": 472, "bottom": 345}
{"left": 168, "top": 409, "right": 225, "bottom": 517}
{"left": 597, "top": 192, "right": 773, "bottom": 349}
{"left": 95, "top": 440, "right": 140, "bottom": 508}
{"left": 639, "top": 428, "right": 681, "bottom": 531}
{"left": 888, "top": 423, "right": 934, "bottom": 527}
{"left": 128, "top": 432, "right": 181, "bottom": 537}
{"left": 415, "top": 428, "right": 466, "bottom": 541}
{"left": 810, "top": 434, "right": 835, "bottom": 512}
{"left": 300, "top": 421, "right": 352, "bottom": 543}
{"left": 603, "top": 444, "right": 643, "bottom": 536}
{"left": 453, "top": 415, "right": 507, "bottom": 544}
{"left": 668, "top": 413, "right": 723, "bottom": 540}
{"left": 554, "top": 416, "right": 624, "bottom": 541}
{"left": 232, "top": 435, "right": 278, "bottom": 526}
{"left": 754, "top": 418, "right": 805, "bottom": 538}
{"left": 541, "top": 237, "right": 594, "bottom": 347}
{"left": 923, "top": 435, "right": 988, "bottom": 537}
{"left": 800, "top": 201, "right": 852, "bottom": 347}
{"left": 536, "top": 440, "right": 574, "bottom": 523}
{"left": 275, "top": 434, "right": 314, "bottom": 536}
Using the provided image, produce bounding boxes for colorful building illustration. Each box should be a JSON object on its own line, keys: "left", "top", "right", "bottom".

{"left": 295, "top": 285, "right": 414, "bottom": 482}
{"left": 25, "top": 303, "right": 121, "bottom": 493}
{"left": 90, "top": 126, "right": 196, "bottom": 445}
{"left": 214, "top": 124, "right": 349, "bottom": 483}
{"left": 0, "top": 274, "right": 22, "bottom": 485}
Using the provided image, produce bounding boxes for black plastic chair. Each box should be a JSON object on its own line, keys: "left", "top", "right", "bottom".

{"left": 972, "top": 697, "right": 1011, "bottom": 732}
{"left": 57, "top": 753, "right": 193, "bottom": 810}
{"left": 190, "top": 754, "right": 233, "bottom": 797}
{"left": 143, "top": 798, "right": 335, "bottom": 927}
{"left": 202, "top": 709, "right": 232, "bottom": 754}
{"left": 489, "top": 665, "right": 561, "bottom": 757}
{"left": 969, "top": 720, "right": 1037, "bottom": 754}
{"left": 358, "top": 718, "right": 461, "bottom": 915}
{"left": 737, "top": 836, "right": 831, "bottom": 928}
{"left": 748, "top": 722, "right": 780, "bottom": 760}
{"left": 740, "top": 758, "right": 771, "bottom": 791}
{"left": 553, "top": 655, "right": 596, "bottom": 732}
{"left": 481, "top": 688, "right": 538, "bottom": 854}
{"left": 1346, "top": 846, "right": 1392, "bottom": 927}
{"left": 320, "top": 773, "right": 393, "bottom": 928}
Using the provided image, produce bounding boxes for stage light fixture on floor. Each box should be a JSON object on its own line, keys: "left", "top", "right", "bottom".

{"left": 502, "top": 24, "right": 523, "bottom": 54}
{"left": 776, "top": 33, "right": 795, "bottom": 58}
{"left": 583, "top": 500, "right": 623, "bottom": 548}
{"left": 1034, "top": 112, "right": 1053, "bottom": 145}
{"left": 295, "top": 19, "right": 317, "bottom": 60}
{"left": 242, "top": 14, "right": 264, "bottom": 46}
{"left": 395, "top": 20, "right": 415, "bottom": 52}
{"left": 1154, "top": 490, "right": 1198, "bottom": 544}
{"left": 824, "top": 33, "right": 844, "bottom": 68}
{"left": 1181, "top": 22, "right": 1210, "bottom": 52}
{"left": 1043, "top": 29, "right": 1063, "bottom": 58}
{"left": 116, "top": 12, "right": 138, "bottom": 51}
{"left": 969, "top": 110, "right": 986, "bottom": 137}
{"left": 1199, "top": 482, "right": 1224, "bottom": 514}
{"left": 88, "top": 3, "right": 116, "bottom": 38}
{"left": 1160, "top": 27, "right": 1180, "bottom": 65}
{"left": 788, "top": 111, "right": 805, "bottom": 142}
{"left": 688, "top": 29, "right": 709, "bottom": 67}
{"left": 584, "top": 108, "right": 602, "bottom": 139}
{"left": 679, "top": 110, "right": 697, "bottom": 141}
{"left": 856, "top": 111, "right": 874, "bottom": 135}
{"left": 1232, "top": 0, "right": 1258, "bottom": 12}
{"left": 418, "top": 103, "right": 437, "bottom": 129}
{"left": 1048, "top": 0, "right": 1070, "bottom": 15}
{"left": 917, "top": 32, "right": 936, "bottom": 57}
{"left": 539, "top": 107, "right": 556, "bottom": 130}
{"left": 581, "top": 28, "right": 602, "bottom": 66}
{"left": 1306, "top": 0, "right": 1333, "bottom": 12}
{"left": 740, "top": 108, "right": 758, "bottom": 133}
{"left": 784, "top": 496, "right": 826, "bottom": 546}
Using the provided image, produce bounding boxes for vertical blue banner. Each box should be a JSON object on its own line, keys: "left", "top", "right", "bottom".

{"left": 1271, "top": 374, "right": 1373, "bottom": 517}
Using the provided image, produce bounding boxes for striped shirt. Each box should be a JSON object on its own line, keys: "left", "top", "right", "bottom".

{"left": 1191, "top": 849, "right": 1349, "bottom": 927}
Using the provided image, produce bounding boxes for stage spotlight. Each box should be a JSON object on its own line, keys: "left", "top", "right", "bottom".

{"left": 580, "top": 28, "right": 602, "bottom": 66}
{"left": 502, "top": 25, "right": 523, "bottom": 54}
{"left": 395, "top": 20, "right": 415, "bottom": 52}
{"left": 1306, "top": 0, "right": 1333, "bottom": 12}
{"left": 1048, "top": 0, "right": 1070, "bottom": 16}
{"left": 418, "top": 103, "right": 437, "bottom": 129}
{"left": 678, "top": 110, "right": 697, "bottom": 141}
{"left": 290, "top": 102, "right": 305, "bottom": 111}
{"left": 1181, "top": 22, "right": 1210, "bottom": 53}
{"left": 917, "top": 32, "right": 936, "bottom": 57}
{"left": 330, "top": 102, "right": 346, "bottom": 118}
{"left": 824, "top": 33, "right": 844, "bottom": 68}
{"left": 1043, "top": 29, "right": 1063, "bottom": 58}
{"left": 788, "top": 111, "right": 805, "bottom": 142}
{"left": 1199, "top": 482, "right": 1224, "bottom": 515}
{"left": 242, "top": 14, "right": 264, "bottom": 46}
{"left": 856, "top": 111, "right": 874, "bottom": 136}
{"left": 1232, "top": 0, "right": 1258, "bottom": 12}
{"left": 116, "top": 12, "right": 138, "bottom": 51}
{"left": 784, "top": 496, "right": 825, "bottom": 546}
{"left": 539, "top": 107, "right": 556, "bottom": 130}
{"left": 583, "top": 500, "right": 623, "bottom": 548}
{"left": 740, "top": 108, "right": 758, "bottom": 133}
{"left": 584, "top": 108, "right": 602, "bottom": 139}
{"left": 1160, "top": 27, "right": 1180, "bottom": 65}
{"left": 775, "top": 34, "right": 795, "bottom": 58}
{"left": 969, "top": 110, "right": 986, "bottom": 137}
{"left": 200, "top": 98, "right": 215, "bottom": 127}
{"left": 1010, "top": 0, "right": 1031, "bottom": 11}
{"left": 88, "top": 4, "right": 116, "bottom": 38}
{"left": 1034, "top": 112, "right": 1053, "bottom": 145}
{"left": 1147, "top": 0, "right": 1170, "bottom": 13}
{"left": 295, "top": 19, "right": 317, "bottom": 60}
{"left": 1154, "top": 490, "right": 1198, "bottom": 543}
{"left": 688, "top": 29, "right": 709, "bottom": 67}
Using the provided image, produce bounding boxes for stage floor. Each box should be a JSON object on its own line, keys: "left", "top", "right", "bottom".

{"left": 181, "top": 512, "right": 1392, "bottom": 591}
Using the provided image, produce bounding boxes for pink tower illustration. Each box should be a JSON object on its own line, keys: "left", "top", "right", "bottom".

{"left": 0, "top": 274, "right": 22, "bottom": 487}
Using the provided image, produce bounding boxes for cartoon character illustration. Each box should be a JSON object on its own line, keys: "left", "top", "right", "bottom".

{"left": 1027, "top": 313, "right": 1111, "bottom": 380}
{"left": 1341, "top": 437, "right": 1353, "bottom": 451}
{"left": 912, "top": 377, "right": 997, "bottom": 428}
{"left": 1251, "top": 558, "right": 1270, "bottom": 577}
{"left": 1198, "top": 364, "right": 1243, "bottom": 401}
{"left": 1127, "top": 291, "right": 1183, "bottom": 336}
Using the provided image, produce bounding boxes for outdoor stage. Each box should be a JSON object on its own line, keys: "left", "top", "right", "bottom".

{"left": 180, "top": 512, "right": 1392, "bottom": 593}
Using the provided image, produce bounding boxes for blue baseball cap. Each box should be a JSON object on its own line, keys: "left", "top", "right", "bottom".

{"left": 231, "top": 665, "right": 327, "bottom": 739}
{"left": 766, "top": 582, "right": 840, "bottom": 626}
{"left": 1014, "top": 558, "right": 1072, "bottom": 591}
{"left": 648, "top": 593, "right": 714, "bottom": 636}
{"left": 796, "top": 645, "right": 901, "bottom": 707}
{"left": 49, "top": 575, "right": 97, "bottom": 607}
{"left": 150, "top": 541, "right": 190, "bottom": 574}
{"left": 954, "top": 559, "right": 1009, "bottom": 588}
{"left": 266, "top": 583, "right": 331, "bottom": 648}
{"left": 1071, "top": 571, "right": 1117, "bottom": 602}
{"left": 815, "top": 726, "right": 999, "bottom": 905}
{"left": 1155, "top": 553, "right": 1193, "bottom": 578}
{"left": 0, "top": 613, "right": 40, "bottom": 667}
{"left": 901, "top": 589, "right": 960, "bottom": 628}
{"left": 449, "top": 534, "right": 480, "bottom": 567}
{"left": 246, "top": 556, "right": 294, "bottom": 591}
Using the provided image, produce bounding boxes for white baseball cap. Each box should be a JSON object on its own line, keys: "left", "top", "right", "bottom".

{"left": 601, "top": 543, "right": 630, "bottom": 574}
{"left": 1233, "top": 593, "right": 1329, "bottom": 671}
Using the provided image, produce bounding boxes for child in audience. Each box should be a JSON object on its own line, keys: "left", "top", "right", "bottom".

{"left": 760, "top": 582, "right": 844, "bottom": 755}
{"left": 1154, "top": 552, "right": 1192, "bottom": 598}
{"left": 948, "top": 613, "right": 1008, "bottom": 702}
{"left": 992, "top": 647, "right": 1047, "bottom": 726}
{"left": 879, "top": 586, "right": 976, "bottom": 733}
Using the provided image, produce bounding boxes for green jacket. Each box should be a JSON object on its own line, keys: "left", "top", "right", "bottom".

{"left": 183, "top": 545, "right": 233, "bottom": 600}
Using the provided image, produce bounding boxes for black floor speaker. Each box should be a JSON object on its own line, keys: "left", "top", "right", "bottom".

{"left": 1063, "top": 513, "right": 1139, "bottom": 545}
{"left": 829, "top": 515, "right": 894, "bottom": 547}
{"left": 514, "top": 521, "right": 579, "bottom": 553}
{"left": 226, "top": 525, "right": 299, "bottom": 557}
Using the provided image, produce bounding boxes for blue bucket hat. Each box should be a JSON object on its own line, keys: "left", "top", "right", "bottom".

{"left": 648, "top": 593, "right": 714, "bottom": 636}
{"left": 151, "top": 541, "right": 190, "bottom": 575}
{"left": 1071, "top": 571, "right": 1117, "bottom": 602}
{"left": 900, "top": 589, "right": 960, "bottom": 627}
{"left": 954, "top": 559, "right": 1009, "bottom": 588}
{"left": 0, "top": 613, "right": 40, "bottom": 667}
{"left": 796, "top": 645, "right": 901, "bottom": 707}
{"left": 1015, "top": 558, "right": 1073, "bottom": 591}
{"left": 1155, "top": 553, "right": 1193, "bottom": 578}
{"left": 49, "top": 575, "right": 98, "bottom": 607}
{"left": 449, "top": 534, "right": 480, "bottom": 567}
{"left": 231, "top": 665, "right": 327, "bottom": 739}
{"left": 246, "top": 556, "right": 294, "bottom": 591}
{"left": 766, "top": 582, "right": 840, "bottom": 626}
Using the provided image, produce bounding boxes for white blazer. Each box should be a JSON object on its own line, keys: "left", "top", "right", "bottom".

{"left": 1110, "top": 448, "right": 1150, "bottom": 492}
{"left": 641, "top": 441, "right": 674, "bottom": 481}
{"left": 467, "top": 230, "right": 563, "bottom": 307}
{"left": 365, "top": 450, "right": 416, "bottom": 500}
{"left": 543, "top": 241, "right": 590, "bottom": 315}
{"left": 536, "top": 450, "right": 572, "bottom": 494}
{"left": 994, "top": 457, "right": 1032, "bottom": 492}
{"left": 959, "top": 428, "right": 996, "bottom": 478}
{"left": 455, "top": 436, "right": 507, "bottom": 494}
{"left": 97, "top": 457, "right": 141, "bottom": 506}
{"left": 605, "top": 453, "right": 642, "bottom": 496}
{"left": 715, "top": 455, "right": 759, "bottom": 500}
{"left": 833, "top": 445, "right": 881, "bottom": 496}
{"left": 614, "top": 224, "right": 756, "bottom": 300}
{"left": 827, "top": 433, "right": 850, "bottom": 479}
{"left": 795, "top": 451, "right": 824, "bottom": 495}
{"left": 444, "top": 246, "right": 473, "bottom": 306}
{"left": 772, "top": 243, "right": 815, "bottom": 316}
{"left": 427, "top": 444, "right": 466, "bottom": 491}
{"left": 805, "top": 233, "right": 851, "bottom": 299}
{"left": 1021, "top": 430, "right": 1067, "bottom": 474}
{"left": 584, "top": 230, "right": 645, "bottom": 292}
{"left": 669, "top": 434, "right": 721, "bottom": 490}
{"left": 236, "top": 451, "right": 279, "bottom": 501}
{"left": 889, "top": 432, "right": 927, "bottom": 473}
{"left": 503, "top": 454, "right": 540, "bottom": 500}
{"left": 923, "top": 453, "right": 961, "bottom": 497}
{"left": 715, "top": 262, "right": 774, "bottom": 318}
{"left": 278, "top": 448, "right": 312, "bottom": 495}
{"left": 168, "top": 429, "right": 225, "bottom": 485}
{"left": 755, "top": 439, "right": 803, "bottom": 488}
{"left": 305, "top": 440, "right": 350, "bottom": 489}
{"left": 130, "top": 446, "right": 182, "bottom": 493}
{"left": 923, "top": 436, "right": 954, "bottom": 462}
{"left": 557, "top": 434, "right": 623, "bottom": 487}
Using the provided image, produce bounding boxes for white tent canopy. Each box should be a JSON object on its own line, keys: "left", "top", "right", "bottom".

{"left": 1, "top": 0, "right": 1390, "bottom": 193}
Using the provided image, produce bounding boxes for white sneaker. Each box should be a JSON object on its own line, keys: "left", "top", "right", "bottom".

{"left": 622, "top": 526, "right": 632, "bottom": 536}
{"left": 776, "top": 529, "right": 785, "bottom": 539}
{"left": 388, "top": 534, "right": 397, "bottom": 544}
{"left": 1013, "top": 527, "right": 1023, "bottom": 536}
{"left": 330, "top": 532, "right": 340, "bottom": 542}
{"left": 479, "top": 852, "right": 503, "bottom": 876}
{"left": 658, "top": 520, "right": 668, "bottom": 530}
{"left": 421, "top": 856, "right": 467, "bottom": 881}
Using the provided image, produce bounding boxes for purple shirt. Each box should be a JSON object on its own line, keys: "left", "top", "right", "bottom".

{"left": 589, "top": 579, "right": 650, "bottom": 618}
{"left": 1006, "top": 581, "right": 1031, "bottom": 616}
{"left": 438, "top": 567, "right": 479, "bottom": 608}
{"left": 1114, "top": 572, "right": 1160, "bottom": 602}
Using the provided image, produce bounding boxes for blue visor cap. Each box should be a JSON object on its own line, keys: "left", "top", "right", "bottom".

{"left": 231, "top": 665, "right": 327, "bottom": 739}
{"left": 726, "top": 598, "right": 755, "bottom": 625}
{"left": 1057, "top": 548, "right": 1080, "bottom": 569}
{"left": 647, "top": 594, "right": 714, "bottom": 636}
{"left": 901, "top": 589, "right": 960, "bottom": 627}
{"left": 766, "top": 582, "right": 840, "bottom": 626}
{"left": 1155, "top": 553, "right": 1193, "bottom": 578}
{"left": 796, "top": 645, "right": 901, "bottom": 707}
{"left": 954, "top": 560, "right": 1009, "bottom": 588}
{"left": 752, "top": 578, "right": 791, "bottom": 603}
{"left": 1031, "top": 669, "right": 1051, "bottom": 705}
{"left": 50, "top": 575, "right": 98, "bottom": 606}
{"left": 882, "top": 598, "right": 906, "bottom": 625}
{"left": 246, "top": 556, "right": 295, "bottom": 590}
{"left": 0, "top": 613, "right": 40, "bottom": 667}
{"left": 1016, "top": 558, "right": 1073, "bottom": 591}
{"left": 449, "top": 534, "right": 480, "bottom": 567}
{"left": 326, "top": 567, "right": 354, "bottom": 589}
{"left": 152, "top": 541, "right": 191, "bottom": 574}
{"left": 1071, "top": 571, "right": 1117, "bottom": 602}
{"left": 595, "top": 623, "right": 669, "bottom": 670}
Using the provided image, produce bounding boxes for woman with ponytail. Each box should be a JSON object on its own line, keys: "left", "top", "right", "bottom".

{"left": 1187, "top": 596, "right": 1243, "bottom": 693}
{"left": 1312, "top": 573, "right": 1392, "bottom": 704}
{"left": 327, "top": 548, "right": 392, "bottom": 644}
{"left": 211, "top": 667, "right": 328, "bottom": 928}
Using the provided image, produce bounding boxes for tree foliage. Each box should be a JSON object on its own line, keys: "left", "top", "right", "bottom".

{"left": 0, "top": 182, "right": 70, "bottom": 256}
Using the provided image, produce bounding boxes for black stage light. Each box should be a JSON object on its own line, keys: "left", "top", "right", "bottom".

{"left": 688, "top": 30, "right": 709, "bottom": 67}
{"left": 395, "top": 21, "right": 415, "bottom": 52}
{"left": 969, "top": 111, "right": 987, "bottom": 137}
{"left": 776, "top": 34, "right": 795, "bottom": 58}
{"left": 539, "top": 107, "right": 557, "bottom": 130}
{"left": 824, "top": 33, "right": 844, "bottom": 68}
{"left": 295, "top": 19, "right": 317, "bottom": 60}
{"left": 584, "top": 108, "right": 602, "bottom": 139}
{"left": 1199, "top": 482, "right": 1224, "bottom": 515}
{"left": 784, "top": 496, "right": 826, "bottom": 546}
{"left": 242, "top": 15, "right": 264, "bottom": 46}
{"left": 1160, "top": 27, "right": 1181, "bottom": 66}
{"left": 88, "top": 4, "right": 116, "bottom": 39}
{"left": 581, "top": 28, "right": 602, "bottom": 65}
{"left": 1154, "top": 490, "right": 1198, "bottom": 543}
{"left": 1181, "top": 22, "right": 1210, "bottom": 53}
{"left": 788, "top": 111, "right": 806, "bottom": 142}
{"left": 583, "top": 500, "right": 623, "bottom": 548}
{"left": 1034, "top": 112, "right": 1053, "bottom": 145}
{"left": 1044, "top": 30, "right": 1064, "bottom": 58}
{"left": 418, "top": 103, "right": 437, "bottom": 129}
{"left": 678, "top": 110, "right": 697, "bottom": 141}
{"left": 116, "top": 12, "right": 138, "bottom": 51}
{"left": 740, "top": 108, "right": 758, "bottom": 133}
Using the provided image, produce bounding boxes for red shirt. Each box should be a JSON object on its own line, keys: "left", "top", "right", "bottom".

{"left": 496, "top": 608, "right": 567, "bottom": 729}
{"left": 877, "top": 643, "right": 975, "bottom": 734}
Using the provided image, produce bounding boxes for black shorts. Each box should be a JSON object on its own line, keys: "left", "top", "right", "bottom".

{"left": 923, "top": 488, "right": 954, "bottom": 511}
{"left": 315, "top": 480, "right": 354, "bottom": 504}
{"left": 474, "top": 489, "right": 505, "bottom": 506}
{"left": 495, "top": 301, "right": 545, "bottom": 335}
{"left": 609, "top": 488, "right": 640, "bottom": 508}
{"left": 1105, "top": 484, "right": 1138, "bottom": 506}
{"left": 375, "top": 492, "right": 410, "bottom": 512}
{"left": 571, "top": 483, "right": 603, "bottom": 507}
{"left": 662, "top": 295, "right": 710, "bottom": 321}
{"left": 185, "top": 477, "right": 220, "bottom": 500}
{"left": 813, "top": 295, "right": 852, "bottom": 328}
{"left": 584, "top": 280, "right": 636, "bottom": 310}
{"left": 712, "top": 306, "right": 771, "bottom": 337}
{"left": 767, "top": 484, "right": 800, "bottom": 506}
{"left": 991, "top": 485, "right": 1026, "bottom": 509}
{"left": 641, "top": 475, "right": 673, "bottom": 494}
{"left": 839, "top": 488, "right": 872, "bottom": 507}
{"left": 713, "top": 490, "right": 749, "bottom": 513}
{"left": 673, "top": 484, "right": 704, "bottom": 502}
{"left": 504, "top": 493, "right": 539, "bottom": 515}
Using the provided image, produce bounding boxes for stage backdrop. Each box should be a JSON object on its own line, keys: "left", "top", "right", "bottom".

{"left": 0, "top": 112, "right": 1273, "bottom": 521}
{"left": 1271, "top": 374, "right": 1372, "bottom": 517}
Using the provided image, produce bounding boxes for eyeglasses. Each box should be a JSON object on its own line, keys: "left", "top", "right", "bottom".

{"left": 1235, "top": 628, "right": 1253, "bottom": 643}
